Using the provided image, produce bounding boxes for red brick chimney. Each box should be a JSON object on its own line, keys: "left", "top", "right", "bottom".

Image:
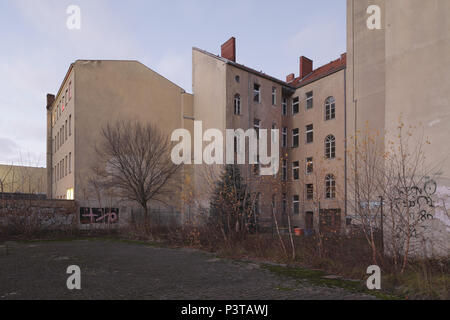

{"left": 286, "top": 73, "right": 295, "bottom": 83}
{"left": 46, "top": 94, "right": 55, "bottom": 110}
{"left": 300, "top": 56, "right": 313, "bottom": 79}
{"left": 221, "top": 37, "right": 236, "bottom": 62}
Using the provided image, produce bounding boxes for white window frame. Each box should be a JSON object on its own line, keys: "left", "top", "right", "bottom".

{"left": 325, "top": 96, "right": 336, "bottom": 121}
{"left": 292, "top": 128, "right": 300, "bottom": 148}
{"left": 292, "top": 97, "right": 299, "bottom": 115}
{"left": 293, "top": 161, "right": 300, "bottom": 181}
{"left": 306, "top": 91, "right": 313, "bottom": 110}
{"left": 293, "top": 195, "right": 300, "bottom": 215}
{"left": 306, "top": 124, "right": 314, "bottom": 144}
{"left": 234, "top": 94, "right": 241, "bottom": 115}
{"left": 272, "top": 87, "right": 277, "bottom": 106}
{"left": 253, "top": 83, "right": 261, "bottom": 103}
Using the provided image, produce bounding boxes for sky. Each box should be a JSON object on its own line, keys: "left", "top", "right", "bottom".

{"left": 0, "top": 0, "right": 346, "bottom": 167}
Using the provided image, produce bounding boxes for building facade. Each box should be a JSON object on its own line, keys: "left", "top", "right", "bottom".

{"left": 46, "top": 60, "right": 193, "bottom": 213}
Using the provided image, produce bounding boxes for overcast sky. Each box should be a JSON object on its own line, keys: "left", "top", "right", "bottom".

{"left": 0, "top": 0, "right": 346, "bottom": 167}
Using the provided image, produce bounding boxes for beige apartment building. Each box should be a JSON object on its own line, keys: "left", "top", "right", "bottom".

{"left": 0, "top": 164, "right": 46, "bottom": 195}
{"left": 46, "top": 60, "right": 193, "bottom": 213}
{"left": 189, "top": 38, "right": 347, "bottom": 232}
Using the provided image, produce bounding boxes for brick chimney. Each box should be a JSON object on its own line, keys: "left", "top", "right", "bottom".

{"left": 221, "top": 37, "right": 236, "bottom": 62}
{"left": 46, "top": 94, "right": 55, "bottom": 110}
{"left": 300, "top": 56, "right": 313, "bottom": 79}
{"left": 286, "top": 73, "right": 295, "bottom": 83}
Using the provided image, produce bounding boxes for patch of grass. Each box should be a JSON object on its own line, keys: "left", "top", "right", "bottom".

{"left": 262, "top": 264, "right": 401, "bottom": 300}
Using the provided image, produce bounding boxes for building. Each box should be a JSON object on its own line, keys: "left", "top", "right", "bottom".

{"left": 46, "top": 60, "right": 193, "bottom": 213}
{"left": 189, "top": 38, "right": 347, "bottom": 232}
{"left": 0, "top": 164, "right": 46, "bottom": 195}
{"left": 347, "top": 0, "right": 450, "bottom": 254}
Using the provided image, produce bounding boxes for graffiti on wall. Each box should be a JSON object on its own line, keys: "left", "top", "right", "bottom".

{"left": 393, "top": 180, "right": 437, "bottom": 238}
{"left": 80, "top": 207, "right": 119, "bottom": 225}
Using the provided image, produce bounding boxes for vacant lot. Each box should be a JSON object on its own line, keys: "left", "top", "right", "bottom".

{"left": 0, "top": 239, "right": 376, "bottom": 300}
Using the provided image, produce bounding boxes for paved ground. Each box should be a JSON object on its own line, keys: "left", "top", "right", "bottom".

{"left": 0, "top": 239, "right": 376, "bottom": 300}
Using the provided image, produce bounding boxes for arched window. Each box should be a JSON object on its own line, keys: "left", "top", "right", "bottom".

{"left": 325, "top": 97, "right": 336, "bottom": 120}
{"left": 325, "top": 174, "right": 336, "bottom": 199}
{"left": 234, "top": 94, "right": 241, "bottom": 115}
{"left": 325, "top": 135, "right": 336, "bottom": 159}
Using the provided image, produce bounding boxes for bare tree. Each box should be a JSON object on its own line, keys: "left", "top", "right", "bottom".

{"left": 94, "top": 120, "right": 181, "bottom": 219}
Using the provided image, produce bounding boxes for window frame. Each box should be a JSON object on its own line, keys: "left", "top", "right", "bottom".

{"left": 292, "top": 97, "right": 300, "bottom": 115}
{"left": 325, "top": 174, "right": 336, "bottom": 199}
{"left": 292, "top": 128, "right": 300, "bottom": 148}
{"left": 306, "top": 91, "right": 314, "bottom": 110}
{"left": 293, "top": 195, "right": 300, "bottom": 215}
{"left": 306, "top": 124, "right": 314, "bottom": 144}
{"left": 272, "top": 87, "right": 277, "bottom": 106}
{"left": 306, "top": 157, "right": 314, "bottom": 175}
{"left": 234, "top": 94, "right": 241, "bottom": 115}
{"left": 325, "top": 135, "right": 336, "bottom": 159}
{"left": 293, "top": 161, "right": 300, "bottom": 181}
{"left": 325, "top": 96, "right": 336, "bottom": 121}
{"left": 253, "top": 83, "right": 261, "bottom": 103}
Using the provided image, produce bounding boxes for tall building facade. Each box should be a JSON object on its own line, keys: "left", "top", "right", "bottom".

{"left": 46, "top": 60, "right": 193, "bottom": 212}
{"left": 189, "top": 38, "right": 347, "bottom": 232}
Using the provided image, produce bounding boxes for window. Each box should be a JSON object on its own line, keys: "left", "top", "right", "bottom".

{"left": 282, "top": 160, "right": 287, "bottom": 181}
{"left": 69, "top": 115, "right": 72, "bottom": 136}
{"left": 57, "top": 163, "right": 59, "bottom": 181}
{"left": 54, "top": 136, "right": 57, "bottom": 153}
{"left": 57, "top": 132, "right": 59, "bottom": 150}
{"left": 282, "top": 98, "right": 288, "bottom": 115}
{"left": 306, "top": 157, "right": 314, "bottom": 174}
{"left": 272, "top": 87, "right": 277, "bottom": 105}
{"left": 234, "top": 94, "right": 241, "bottom": 115}
{"left": 66, "top": 188, "right": 74, "bottom": 200}
{"left": 253, "top": 83, "right": 261, "bottom": 103}
{"left": 254, "top": 119, "right": 261, "bottom": 139}
{"left": 306, "top": 184, "right": 314, "bottom": 200}
{"left": 68, "top": 82, "right": 72, "bottom": 100}
{"left": 69, "top": 153, "right": 72, "bottom": 174}
{"left": 235, "top": 75, "right": 240, "bottom": 83}
{"left": 325, "top": 135, "right": 336, "bottom": 159}
{"left": 65, "top": 120, "right": 68, "bottom": 141}
{"left": 325, "top": 97, "right": 336, "bottom": 120}
{"left": 282, "top": 193, "right": 287, "bottom": 215}
{"left": 292, "top": 128, "right": 299, "bottom": 148}
{"left": 325, "top": 174, "right": 336, "bottom": 199}
{"left": 282, "top": 127, "right": 288, "bottom": 148}
{"left": 271, "top": 195, "right": 276, "bottom": 211}
{"left": 293, "top": 161, "right": 300, "bottom": 181}
{"left": 292, "top": 97, "right": 299, "bottom": 114}
{"left": 306, "top": 124, "right": 314, "bottom": 144}
{"left": 65, "top": 156, "right": 68, "bottom": 176}
{"left": 293, "top": 195, "right": 300, "bottom": 215}
{"left": 306, "top": 91, "right": 313, "bottom": 110}
{"left": 61, "top": 126, "right": 64, "bottom": 145}
{"left": 62, "top": 96, "right": 65, "bottom": 112}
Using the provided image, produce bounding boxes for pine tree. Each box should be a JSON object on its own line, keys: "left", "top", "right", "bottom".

{"left": 209, "top": 165, "right": 255, "bottom": 236}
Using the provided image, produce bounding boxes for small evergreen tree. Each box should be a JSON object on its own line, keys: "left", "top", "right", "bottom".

{"left": 209, "top": 165, "right": 256, "bottom": 238}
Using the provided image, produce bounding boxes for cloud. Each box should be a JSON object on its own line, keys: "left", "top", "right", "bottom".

{"left": 285, "top": 21, "right": 346, "bottom": 68}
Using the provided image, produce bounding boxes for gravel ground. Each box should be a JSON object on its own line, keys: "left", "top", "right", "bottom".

{"left": 0, "top": 239, "right": 376, "bottom": 300}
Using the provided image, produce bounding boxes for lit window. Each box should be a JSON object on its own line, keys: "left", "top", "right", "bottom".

{"left": 253, "top": 84, "right": 261, "bottom": 103}
{"left": 306, "top": 91, "right": 313, "bottom": 110}
{"left": 325, "top": 174, "right": 336, "bottom": 199}
{"left": 293, "top": 97, "right": 299, "bottom": 114}
{"left": 325, "top": 97, "right": 336, "bottom": 120}
{"left": 234, "top": 94, "right": 241, "bottom": 115}
{"left": 306, "top": 124, "right": 314, "bottom": 144}
{"left": 66, "top": 188, "right": 74, "bottom": 200}
{"left": 325, "top": 135, "right": 336, "bottom": 159}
